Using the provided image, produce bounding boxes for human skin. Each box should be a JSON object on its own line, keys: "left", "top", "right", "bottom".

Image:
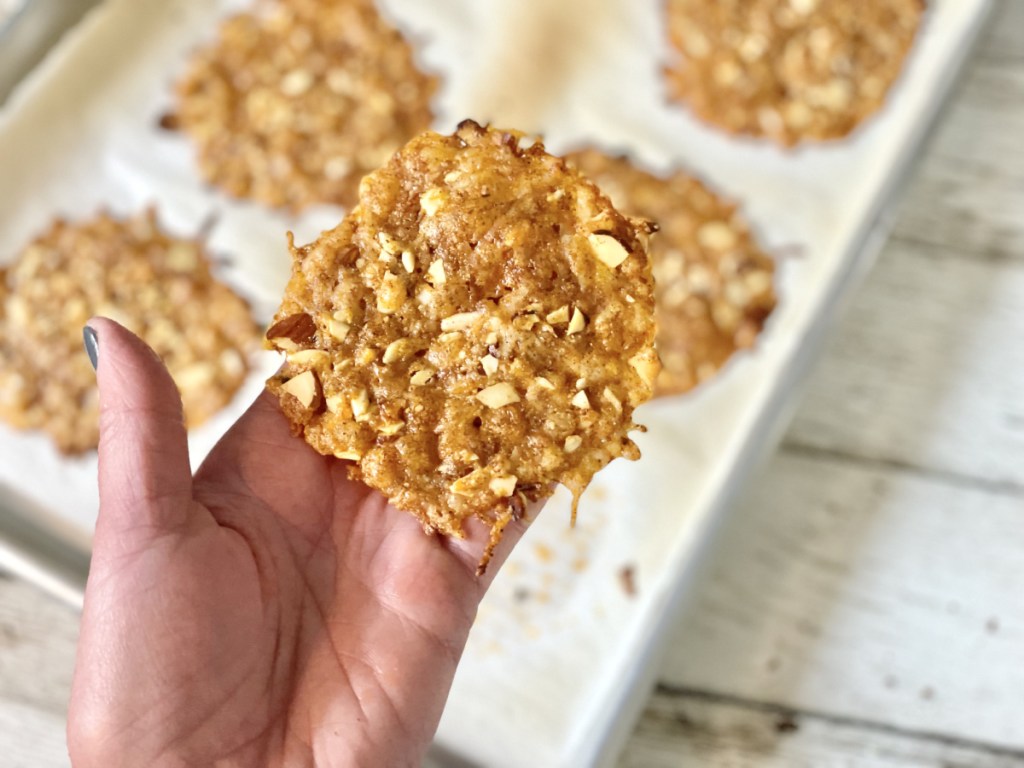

{"left": 67, "top": 318, "right": 531, "bottom": 767}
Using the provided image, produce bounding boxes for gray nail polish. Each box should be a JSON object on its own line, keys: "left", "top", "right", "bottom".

{"left": 82, "top": 326, "right": 99, "bottom": 370}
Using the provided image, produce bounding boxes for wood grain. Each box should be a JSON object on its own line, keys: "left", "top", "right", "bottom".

{"left": 891, "top": 62, "right": 1024, "bottom": 261}
{"left": 655, "top": 451, "right": 1024, "bottom": 749}
{"left": 620, "top": 688, "right": 1024, "bottom": 768}
{"left": 0, "top": 573, "right": 76, "bottom": 716}
{"left": 976, "top": 0, "right": 1024, "bottom": 63}
{"left": 0, "top": 700, "right": 70, "bottom": 768}
{"left": 892, "top": 1, "right": 1024, "bottom": 260}
{"left": 786, "top": 237, "right": 1024, "bottom": 488}
{"left": 0, "top": 575, "right": 74, "bottom": 766}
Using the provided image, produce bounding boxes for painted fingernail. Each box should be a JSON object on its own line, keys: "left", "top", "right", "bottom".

{"left": 83, "top": 326, "right": 99, "bottom": 370}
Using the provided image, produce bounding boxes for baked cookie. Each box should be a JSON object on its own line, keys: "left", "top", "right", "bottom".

{"left": 664, "top": 0, "right": 924, "bottom": 145}
{"left": 566, "top": 149, "right": 776, "bottom": 396}
{"left": 265, "top": 121, "right": 659, "bottom": 570}
{"left": 171, "top": 0, "right": 437, "bottom": 210}
{"left": 0, "top": 210, "right": 258, "bottom": 454}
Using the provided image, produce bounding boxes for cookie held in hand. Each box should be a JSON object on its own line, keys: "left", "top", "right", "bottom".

{"left": 265, "top": 121, "right": 659, "bottom": 571}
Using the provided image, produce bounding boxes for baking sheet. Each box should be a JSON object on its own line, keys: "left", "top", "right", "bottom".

{"left": 0, "top": 0, "right": 993, "bottom": 765}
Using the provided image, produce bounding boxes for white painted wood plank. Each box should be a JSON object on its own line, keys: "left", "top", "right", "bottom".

{"left": 619, "top": 690, "right": 1024, "bottom": 768}
{"left": 0, "top": 573, "right": 77, "bottom": 715}
{"left": 656, "top": 451, "right": 1024, "bottom": 750}
{"left": 891, "top": 60, "right": 1024, "bottom": 257}
{"left": 0, "top": 575, "right": 73, "bottom": 766}
{"left": 0, "top": 700, "right": 69, "bottom": 768}
{"left": 928, "top": 61, "right": 1024, "bottom": 167}
{"left": 786, "top": 238, "right": 1024, "bottom": 487}
{"left": 973, "top": 0, "right": 1023, "bottom": 64}
{"left": 892, "top": 146, "right": 1024, "bottom": 264}
{"left": 891, "top": 2, "right": 1024, "bottom": 258}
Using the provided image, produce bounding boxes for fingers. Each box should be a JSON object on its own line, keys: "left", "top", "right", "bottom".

{"left": 195, "top": 389, "right": 305, "bottom": 477}
{"left": 444, "top": 499, "right": 545, "bottom": 592}
{"left": 89, "top": 318, "right": 194, "bottom": 546}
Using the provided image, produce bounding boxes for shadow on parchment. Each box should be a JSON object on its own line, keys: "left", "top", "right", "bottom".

{"left": 458, "top": 0, "right": 620, "bottom": 133}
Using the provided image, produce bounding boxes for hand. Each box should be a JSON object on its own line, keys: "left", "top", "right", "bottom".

{"left": 67, "top": 319, "right": 531, "bottom": 767}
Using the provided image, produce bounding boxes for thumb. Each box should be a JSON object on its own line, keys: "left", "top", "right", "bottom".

{"left": 86, "top": 318, "right": 194, "bottom": 551}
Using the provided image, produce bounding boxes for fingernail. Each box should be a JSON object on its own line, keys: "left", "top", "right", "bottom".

{"left": 83, "top": 326, "right": 99, "bottom": 370}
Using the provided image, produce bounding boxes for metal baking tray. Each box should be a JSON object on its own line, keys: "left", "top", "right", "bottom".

{"left": 0, "top": 0, "right": 994, "bottom": 764}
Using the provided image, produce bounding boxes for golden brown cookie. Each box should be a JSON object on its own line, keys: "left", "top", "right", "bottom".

{"left": 566, "top": 149, "right": 776, "bottom": 396}
{"left": 171, "top": 0, "right": 437, "bottom": 211}
{"left": 265, "top": 122, "right": 659, "bottom": 570}
{"left": 0, "top": 210, "right": 258, "bottom": 454}
{"left": 664, "top": 0, "right": 924, "bottom": 145}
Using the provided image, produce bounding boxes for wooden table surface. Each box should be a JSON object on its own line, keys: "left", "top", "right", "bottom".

{"left": 2, "top": 2, "right": 1022, "bottom": 765}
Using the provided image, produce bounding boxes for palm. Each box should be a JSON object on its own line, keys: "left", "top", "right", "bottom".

{"left": 69, "top": 322, "right": 524, "bottom": 767}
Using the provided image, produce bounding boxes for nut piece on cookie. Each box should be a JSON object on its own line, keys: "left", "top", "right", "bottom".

{"left": 170, "top": 0, "right": 438, "bottom": 210}
{"left": 664, "top": 0, "right": 924, "bottom": 145}
{"left": 0, "top": 210, "right": 258, "bottom": 454}
{"left": 265, "top": 121, "right": 659, "bottom": 572}
{"left": 565, "top": 149, "right": 777, "bottom": 396}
